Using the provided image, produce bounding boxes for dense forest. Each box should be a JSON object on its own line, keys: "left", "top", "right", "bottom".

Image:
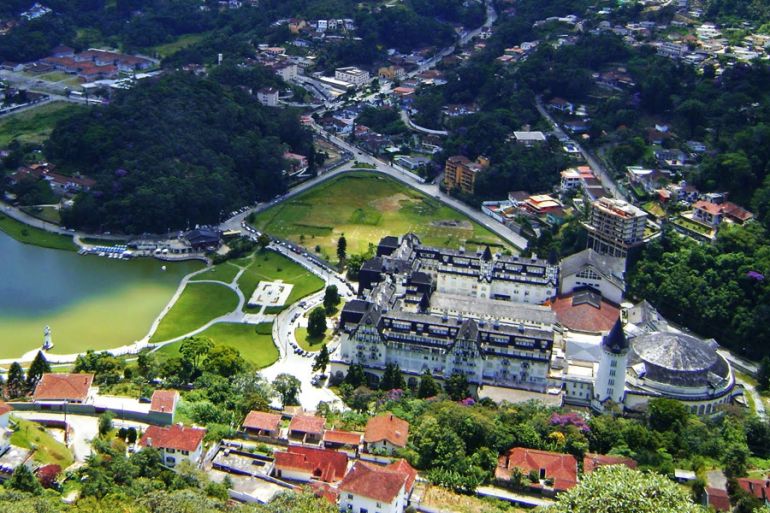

{"left": 46, "top": 72, "right": 312, "bottom": 233}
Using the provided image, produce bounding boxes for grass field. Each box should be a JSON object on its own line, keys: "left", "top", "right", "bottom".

{"left": 20, "top": 205, "right": 61, "bottom": 225}
{"left": 150, "top": 32, "right": 209, "bottom": 58}
{"left": 238, "top": 250, "right": 325, "bottom": 308}
{"left": 421, "top": 485, "right": 525, "bottom": 513}
{"left": 0, "top": 102, "right": 84, "bottom": 147}
{"left": 10, "top": 417, "right": 75, "bottom": 469}
{"left": 150, "top": 282, "right": 239, "bottom": 342}
{"left": 294, "top": 326, "right": 333, "bottom": 352}
{"left": 190, "top": 262, "right": 240, "bottom": 284}
{"left": 0, "top": 213, "right": 76, "bottom": 251}
{"left": 250, "top": 172, "right": 508, "bottom": 262}
{"left": 157, "top": 322, "right": 278, "bottom": 368}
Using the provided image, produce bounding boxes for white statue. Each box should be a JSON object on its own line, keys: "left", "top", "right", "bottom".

{"left": 43, "top": 325, "right": 53, "bottom": 350}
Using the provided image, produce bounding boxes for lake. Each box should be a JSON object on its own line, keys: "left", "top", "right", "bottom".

{"left": 0, "top": 231, "right": 201, "bottom": 359}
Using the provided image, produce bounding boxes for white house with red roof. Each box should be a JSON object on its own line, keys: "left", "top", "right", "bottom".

{"left": 496, "top": 447, "right": 578, "bottom": 493}
{"left": 338, "top": 459, "right": 417, "bottom": 513}
{"left": 242, "top": 411, "right": 282, "bottom": 440}
{"left": 363, "top": 414, "right": 409, "bottom": 455}
{"left": 139, "top": 425, "right": 206, "bottom": 468}
{"left": 288, "top": 414, "right": 325, "bottom": 444}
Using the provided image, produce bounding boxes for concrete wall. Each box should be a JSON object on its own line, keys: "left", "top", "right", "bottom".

{"left": 9, "top": 401, "right": 174, "bottom": 426}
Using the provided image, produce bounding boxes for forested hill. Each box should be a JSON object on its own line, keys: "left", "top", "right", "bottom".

{"left": 47, "top": 72, "right": 312, "bottom": 233}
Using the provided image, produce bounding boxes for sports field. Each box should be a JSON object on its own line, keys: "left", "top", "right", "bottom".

{"left": 250, "top": 172, "right": 507, "bottom": 262}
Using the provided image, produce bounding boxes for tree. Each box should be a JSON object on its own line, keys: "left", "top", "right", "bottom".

{"left": 758, "top": 356, "right": 770, "bottom": 391}
{"left": 26, "top": 351, "right": 51, "bottom": 390}
{"left": 98, "top": 412, "right": 115, "bottom": 436}
{"left": 307, "top": 307, "right": 327, "bottom": 340}
{"left": 179, "top": 336, "right": 213, "bottom": 376}
{"left": 444, "top": 372, "right": 469, "bottom": 401}
{"left": 202, "top": 345, "right": 246, "bottom": 377}
{"left": 380, "top": 363, "right": 405, "bottom": 391}
{"left": 313, "top": 345, "right": 330, "bottom": 373}
{"left": 344, "top": 363, "right": 367, "bottom": 387}
{"left": 137, "top": 351, "right": 158, "bottom": 379}
{"left": 337, "top": 235, "right": 347, "bottom": 262}
{"left": 257, "top": 233, "right": 271, "bottom": 250}
{"left": 126, "top": 427, "right": 138, "bottom": 445}
{"left": 543, "top": 465, "right": 702, "bottom": 513}
{"left": 273, "top": 373, "right": 301, "bottom": 407}
{"left": 647, "top": 398, "right": 688, "bottom": 432}
{"left": 6, "top": 362, "right": 26, "bottom": 398}
{"left": 323, "top": 285, "right": 340, "bottom": 313}
{"left": 7, "top": 464, "right": 43, "bottom": 495}
{"left": 418, "top": 369, "right": 441, "bottom": 398}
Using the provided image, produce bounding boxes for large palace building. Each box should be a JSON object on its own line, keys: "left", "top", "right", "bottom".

{"left": 332, "top": 234, "right": 740, "bottom": 415}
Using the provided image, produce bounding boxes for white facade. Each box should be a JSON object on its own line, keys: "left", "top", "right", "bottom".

{"left": 339, "top": 487, "right": 406, "bottom": 513}
{"left": 0, "top": 409, "right": 11, "bottom": 455}
{"left": 274, "top": 63, "right": 298, "bottom": 81}
{"left": 257, "top": 88, "right": 279, "bottom": 107}
{"left": 159, "top": 444, "right": 203, "bottom": 468}
{"left": 335, "top": 67, "right": 370, "bottom": 87}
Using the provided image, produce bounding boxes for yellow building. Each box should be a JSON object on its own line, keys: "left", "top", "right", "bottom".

{"left": 443, "top": 155, "right": 489, "bottom": 194}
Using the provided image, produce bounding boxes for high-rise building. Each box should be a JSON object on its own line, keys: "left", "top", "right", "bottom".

{"left": 443, "top": 155, "right": 489, "bottom": 194}
{"left": 584, "top": 197, "right": 647, "bottom": 258}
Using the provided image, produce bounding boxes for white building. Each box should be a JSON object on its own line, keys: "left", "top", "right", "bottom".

{"left": 257, "top": 87, "right": 279, "bottom": 107}
{"left": 338, "top": 460, "right": 417, "bottom": 513}
{"left": 139, "top": 425, "right": 206, "bottom": 468}
{"left": 584, "top": 197, "right": 648, "bottom": 258}
{"left": 559, "top": 249, "right": 626, "bottom": 305}
{"left": 273, "top": 62, "right": 298, "bottom": 81}
{"left": 335, "top": 66, "right": 370, "bottom": 87}
{"left": 0, "top": 402, "right": 12, "bottom": 455}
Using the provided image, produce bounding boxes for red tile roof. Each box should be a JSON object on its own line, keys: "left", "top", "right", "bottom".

{"left": 705, "top": 487, "right": 730, "bottom": 512}
{"left": 33, "top": 373, "right": 94, "bottom": 402}
{"left": 323, "top": 430, "right": 362, "bottom": 446}
{"left": 289, "top": 414, "right": 325, "bottom": 435}
{"left": 385, "top": 458, "right": 417, "bottom": 493}
{"left": 309, "top": 481, "right": 340, "bottom": 505}
{"left": 497, "top": 447, "right": 578, "bottom": 491}
{"left": 738, "top": 477, "right": 770, "bottom": 501}
{"left": 139, "top": 424, "right": 206, "bottom": 453}
{"left": 693, "top": 200, "right": 723, "bottom": 216}
{"left": 243, "top": 411, "right": 282, "bottom": 432}
{"left": 149, "top": 390, "right": 178, "bottom": 414}
{"left": 0, "top": 401, "right": 12, "bottom": 416}
{"left": 551, "top": 294, "right": 620, "bottom": 333}
{"left": 274, "top": 446, "right": 348, "bottom": 482}
{"left": 338, "top": 460, "right": 415, "bottom": 503}
{"left": 364, "top": 414, "right": 409, "bottom": 448}
{"left": 583, "top": 453, "right": 637, "bottom": 473}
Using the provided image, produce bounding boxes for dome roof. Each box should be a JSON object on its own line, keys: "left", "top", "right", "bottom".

{"left": 629, "top": 332, "right": 730, "bottom": 388}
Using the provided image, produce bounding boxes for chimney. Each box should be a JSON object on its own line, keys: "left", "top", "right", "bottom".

{"left": 389, "top": 414, "right": 393, "bottom": 421}
{"left": 146, "top": 437, "right": 152, "bottom": 447}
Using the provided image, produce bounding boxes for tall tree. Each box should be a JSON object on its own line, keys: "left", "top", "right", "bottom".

{"left": 7, "top": 464, "right": 43, "bottom": 495}
{"left": 313, "top": 345, "right": 330, "bottom": 373}
{"left": 273, "top": 373, "right": 301, "bottom": 407}
{"left": 444, "top": 372, "right": 469, "bottom": 401}
{"left": 418, "top": 369, "right": 441, "bottom": 398}
{"left": 323, "top": 285, "right": 340, "bottom": 313}
{"left": 26, "top": 351, "right": 51, "bottom": 390}
{"left": 6, "top": 362, "right": 26, "bottom": 398}
{"left": 344, "top": 363, "right": 367, "bottom": 387}
{"left": 337, "top": 235, "right": 347, "bottom": 262}
{"left": 758, "top": 356, "right": 770, "bottom": 391}
{"left": 380, "top": 363, "right": 405, "bottom": 391}
{"left": 179, "top": 336, "right": 213, "bottom": 376}
{"left": 307, "top": 307, "right": 327, "bottom": 339}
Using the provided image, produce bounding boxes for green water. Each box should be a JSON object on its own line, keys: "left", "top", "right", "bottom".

{"left": 0, "top": 231, "right": 201, "bottom": 359}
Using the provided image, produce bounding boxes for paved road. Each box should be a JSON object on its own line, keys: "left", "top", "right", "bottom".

{"left": 535, "top": 96, "right": 625, "bottom": 200}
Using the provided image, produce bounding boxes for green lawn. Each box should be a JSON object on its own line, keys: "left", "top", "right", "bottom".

{"left": 250, "top": 172, "right": 508, "bottom": 262}
{"left": 294, "top": 326, "right": 333, "bottom": 352}
{"left": 157, "top": 322, "right": 278, "bottom": 368}
{"left": 150, "top": 282, "right": 239, "bottom": 342}
{"left": 0, "top": 101, "right": 85, "bottom": 147}
{"left": 10, "top": 417, "right": 75, "bottom": 469}
{"left": 20, "top": 205, "right": 61, "bottom": 225}
{"left": 149, "top": 32, "right": 209, "bottom": 58}
{"left": 190, "top": 262, "right": 240, "bottom": 284}
{"left": 237, "top": 250, "right": 325, "bottom": 309}
{"left": 0, "top": 213, "right": 77, "bottom": 251}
